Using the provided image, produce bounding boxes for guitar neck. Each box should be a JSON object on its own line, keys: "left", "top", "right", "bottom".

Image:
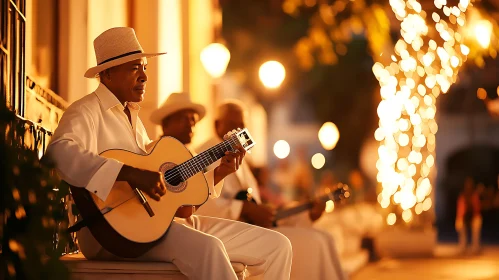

{"left": 274, "top": 202, "right": 314, "bottom": 221}
{"left": 274, "top": 186, "right": 348, "bottom": 221}
{"left": 175, "top": 138, "right": 238, "bottom": 181}
{"left": 274, "top": 195, "right": 328, "bottom": 221}
{"left": 163, "top": 128, "right": 255, "bottom": 186}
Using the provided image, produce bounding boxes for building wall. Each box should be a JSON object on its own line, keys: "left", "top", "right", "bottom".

{"left": 25, "top": 0, "right": 218, "bottom": 143}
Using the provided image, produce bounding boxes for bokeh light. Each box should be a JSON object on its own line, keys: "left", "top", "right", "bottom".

{"left": 273, "top": 140, "right": 291, "bottom": 159}
{"left": 200, "top": 43, "right": 231, "bottom": 78}
{"left": 373, "top": 0, "right": 472, "bottom": 225}
{"left": 311, "top": 153, "right": 326, "bottom": 169}
{"left": 318, "top": 122, "right": 340, "bottom": 150}
{"left": 325, "top": 200, "right": 335, "bottom": 213}
{"left": 259, "top": 61, "right": 286, "bottom": 89}
{"left": 387, "top": 212, "right": 397, "bottom": 225}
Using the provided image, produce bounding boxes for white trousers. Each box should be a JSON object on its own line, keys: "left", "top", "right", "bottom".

{"left": 276, "top": 227, "right": 348, "bottom": 280}
{"left": 78, "top": 215, "right": 293, "bottom": 280}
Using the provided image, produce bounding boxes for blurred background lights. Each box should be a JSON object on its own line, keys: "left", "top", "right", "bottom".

{"left": 259, "top": 61, "right": 286, "bottom": 89}
{"left": 200, "top": 43, "right": 230, "bottom": 78}
{"left": 311, "top": 153, "right": 326, "bottom": 169}
{"left": 318, "top": 122, "right": 340, "bottom": 150}
{"left": 273, "top": 140, "right": 290, "bottom": 159}
{"left": 325, "top": 200, "right": 335, "bottom": 213}
{"left": 372, "top": 0, "right": 473, "bottom": 225}
{"left": 473, "top": 20, "right": 493, "bottom": 49}
{"left": 387, "top": 213, "right": 397, "bottom": 225}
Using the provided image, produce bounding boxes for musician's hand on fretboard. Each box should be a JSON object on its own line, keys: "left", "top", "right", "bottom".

{"left": 240, "top": 201, "right": 276, "bottom": 228}
{"left": 308, "top": 199, "right": 327, "bottom": 222}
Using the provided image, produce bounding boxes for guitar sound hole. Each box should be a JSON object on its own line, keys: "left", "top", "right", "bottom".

{"left": 160, "top": 162, "right": 187, "bottom": 193}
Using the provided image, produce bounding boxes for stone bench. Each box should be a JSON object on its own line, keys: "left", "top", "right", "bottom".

{"left": 61, "top": 253, "right": 248, "bottom": 280}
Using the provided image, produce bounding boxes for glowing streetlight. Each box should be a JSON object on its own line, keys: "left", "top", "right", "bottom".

{"left": 318, "top": 122, "right": 340, "bottom": 150}
{"left": 311, "top": 153, "right": 326, "bottom": 169}
{"left": 259, "top": 61, "right": 286, "bottom": 89}
{"left": 200, "top": 43, "right": 231, "bottom": 78}
{"left": 273, "top": 140, "right": 290, "bottom": 159}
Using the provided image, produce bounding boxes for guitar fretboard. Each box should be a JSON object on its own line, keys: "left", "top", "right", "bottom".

{"left": 163, "top": 136, "right": 239, "bottom": 185}
{"left": 274, "top": 189, "right": 346, "bottom": 221}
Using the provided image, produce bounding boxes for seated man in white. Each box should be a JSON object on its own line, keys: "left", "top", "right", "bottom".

{"left": 46, "top": 27, "right": 292, "bottom": 280}
{"left": 152, "top": 96, "right": 347, "bottom": 280}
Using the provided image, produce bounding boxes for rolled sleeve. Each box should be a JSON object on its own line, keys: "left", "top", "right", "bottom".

{"left": 85, "top": 159, "right": 123, "bottom": 201}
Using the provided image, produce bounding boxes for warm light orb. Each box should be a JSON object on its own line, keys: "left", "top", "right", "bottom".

{"left": 477, "top": 88, "right": 487, "bottom": 100}
{"left": 318, "top": 122, "right": 340, "bottom": 150}
{"left": 387, "top": 213, "right": 397, "bottom": 225}
{"left": 259, "top": 61, "right": 286, "bottom": 89}
{"left": 325, "top": 200, "right": 335, "bottom": 213}
{"left": 311, "top": 153, "right": 326, "bottom": 169}
{"left": 473, "top": 20, "right": 493, "bottom": 49}
{"left": 200, "top": 43, "right": 231, "bottom": 78}
{"left": 273, "top": 140, "right": 290, "bottom": 159}
{"left": 402, "top": 209, "right": 413, "bottom": 222}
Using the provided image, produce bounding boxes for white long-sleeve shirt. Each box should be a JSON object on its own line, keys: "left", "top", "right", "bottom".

{"left": 195, "top": 137, "right": 261, "bottom": 220}
{"left": 195, "top": 137, "right": 313, "bottom": 227}
{"left": 46, "top": 83, "right": 223, "bottom": 203}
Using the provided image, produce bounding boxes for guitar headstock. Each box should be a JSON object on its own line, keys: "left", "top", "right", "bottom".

{"left": 224, "top": 128, "right": 256, "bottom": 152}
{"left": 323, "top": 183, "right": 350, "bottom": 202}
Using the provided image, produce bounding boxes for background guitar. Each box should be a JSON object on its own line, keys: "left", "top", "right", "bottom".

{"left": 235, "top": 183, "right": 350, "bottom": 227}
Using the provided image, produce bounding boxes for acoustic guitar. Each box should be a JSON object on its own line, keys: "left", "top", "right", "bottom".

{"left": 69, "top": 128, "right": 255, "bottom": 258}
{"left": 235, "top": 183, "right": 350, "bottom": 226}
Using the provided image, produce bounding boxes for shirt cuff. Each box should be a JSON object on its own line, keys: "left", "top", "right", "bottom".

{"left": 205, "top": 169, "right": 224, "bottom": 198}
{"left": 85, "top": 159, "right": 123, "bottom": 202}
{"left": 230, "top": 199, "right": 244, "bottom": 220}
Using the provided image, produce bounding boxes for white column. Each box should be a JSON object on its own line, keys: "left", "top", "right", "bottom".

{"left": 57, "top": 0, "right": 89, "bottom": 103}
{"left": 87, "top": 0, "right": 130, "bottom": 92}
{"left": 186, "top": 0, "right": 216, "bottom": 148}
{"left": 131, "top": 0, "right": 183, "bottom": 140}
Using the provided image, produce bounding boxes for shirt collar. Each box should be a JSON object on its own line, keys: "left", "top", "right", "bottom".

{"left": 94, "top": 83, "right": 141, "bottom": 111}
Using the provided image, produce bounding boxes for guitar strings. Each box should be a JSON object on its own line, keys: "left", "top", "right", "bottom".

{"left": 163, "top": 137, "right": 235, "bottom": 182}
{"left": 167, "top": 135, "right": 240, "bottom": 182}
{"left": 164, "top": 136, "right": 238, "bottom": 182}
{"left": 163, "top": 135, "right": 240, "bottom": 183}
{"left": 163, "top": 138, "right": 231, "bottom": 181}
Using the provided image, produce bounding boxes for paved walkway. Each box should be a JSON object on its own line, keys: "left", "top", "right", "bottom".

{"left": 352, "top": 245, "right": 499, "bottom": 280}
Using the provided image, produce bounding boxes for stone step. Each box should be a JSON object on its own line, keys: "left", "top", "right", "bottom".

{"left": 61, "top": 253, "right": 247, "bottom": 280}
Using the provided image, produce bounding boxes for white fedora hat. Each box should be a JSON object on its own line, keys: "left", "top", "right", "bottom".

{"left": 84, "top": 27, "right": 166, "bottom": 78}
{"left": 150, "top": 92, "right": 206, "bottom": 125}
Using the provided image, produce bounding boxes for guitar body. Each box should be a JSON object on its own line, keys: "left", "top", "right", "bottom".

{"left": 70, "top": 137, "right": 209, "bottom": 258}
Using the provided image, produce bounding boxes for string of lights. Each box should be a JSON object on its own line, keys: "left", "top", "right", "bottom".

{"left": 373, "top": 0, "right": 473, "bottom": 225}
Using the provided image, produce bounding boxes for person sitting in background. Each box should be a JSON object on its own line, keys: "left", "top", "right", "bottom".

{"left": 456, "top": 176, "right": 482, "bottom": 254}
{"left": 195, "top": 100, "right": 348, "bottom": 280}
{"left": 252, "top": 166, "right": 286, "bottom": 208}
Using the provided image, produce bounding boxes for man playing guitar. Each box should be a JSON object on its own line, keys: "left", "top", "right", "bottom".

{"left": 45, "top": 27, "right": 292, "bottom": 280}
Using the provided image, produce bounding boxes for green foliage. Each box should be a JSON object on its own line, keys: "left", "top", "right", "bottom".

{"left": 1, "top": 100, "right": 70, "bottom": 280}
